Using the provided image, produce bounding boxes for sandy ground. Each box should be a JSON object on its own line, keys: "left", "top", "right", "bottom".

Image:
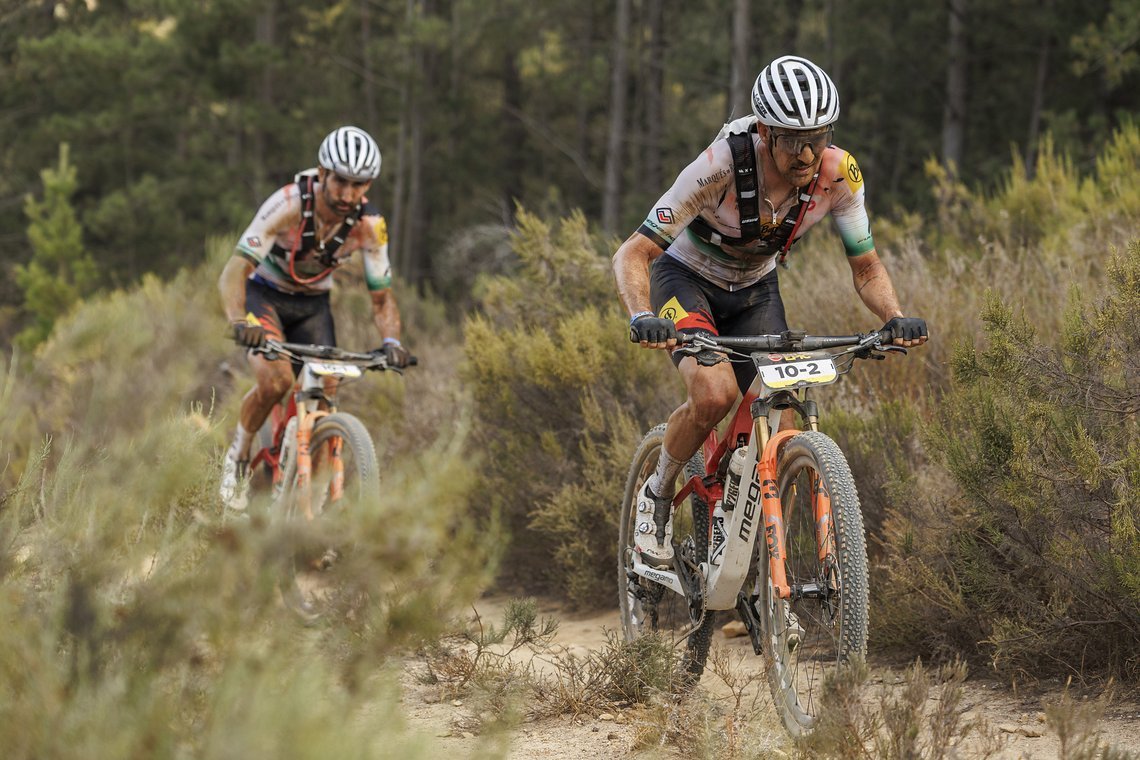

{"left": 397, "top": 597, "right": 1140, "bottom": 759}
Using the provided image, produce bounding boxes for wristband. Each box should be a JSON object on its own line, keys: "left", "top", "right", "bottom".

{"left": 629, "top": 310, "right": 654, "bottom": 325}
{"left": 383, "top": 337, "right": 401, "bottom": 347}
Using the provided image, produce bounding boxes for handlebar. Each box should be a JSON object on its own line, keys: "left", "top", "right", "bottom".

{"left": 247, "top": 339, "right": 418, "bottom": 370}
{"left": 678, "top": 328, "right": 893, "bottom": 353}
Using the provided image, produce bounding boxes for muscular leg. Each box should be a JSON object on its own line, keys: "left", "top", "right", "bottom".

{"left": 234, "top": 353, "right": 295, "bottom": 459}
{"left": 652, "top": 356, "right": 739, "bottom": 496}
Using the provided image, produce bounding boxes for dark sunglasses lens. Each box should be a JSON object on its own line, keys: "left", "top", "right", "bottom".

{"left": 777, "top": 130, "right": 832, "bottom": 155}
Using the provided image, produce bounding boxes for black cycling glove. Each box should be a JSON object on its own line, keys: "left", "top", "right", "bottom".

{"left": 231, "top": 318, "right": 267, "bottom": 348}
{"left": 376, "top": 339, "right": 411, "bottom": 369}
{"left": 882, "top": 316, "right": 928, "bottom": 342}
{"left": 629, "top": 312, "right": 678, "bottom": 344}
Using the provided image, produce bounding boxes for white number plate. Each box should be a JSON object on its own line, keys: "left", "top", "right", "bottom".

{"left": 757, "top": 357, "right": 838, "bottom": 389}
{"left": 308, "top": 362, "right": 362, "bottom": 379}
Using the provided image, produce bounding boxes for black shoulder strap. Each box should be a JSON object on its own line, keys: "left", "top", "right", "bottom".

{"left": 687, "top": 129, "right": 761, "bottom": 247}
{"left": 728, "top": 130, "right": 761, "bottom": 241}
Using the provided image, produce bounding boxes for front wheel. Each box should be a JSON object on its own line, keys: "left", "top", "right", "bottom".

{"left": 274, "top": 412, "right": 380, "bottom": 619}
{"left": 617, "top": 424, "right": 715, "bottom": 683}
{"left": 761, "top": 431, "right": 868, "bottom": 736}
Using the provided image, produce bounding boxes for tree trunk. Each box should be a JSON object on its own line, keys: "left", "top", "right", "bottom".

{"left": 576, "top": 4, "right": 595, "bottom": 211}
{"left": 602, "top": 0, "right": 631, "bottom": 234}
{"left": 392, "top": 0, "right": 419, "bottom": 282}
{"left": 501, "top": 46, "right": 525, "bottom": 225}
{"left": 253, "top": 1, "right": 276, "bottom": 198}
{"left": 644, "top": 0, "right": 665, "bottom": 192}
{"left": 1026, "top": 30, "right": 1051, "bottom": 177}
{"left": 729, "top": 0, "right": 750, "bottom": 119}
{"left": 361, "top": 0, "right": 377, "bottom": 138}
{"left": 942, "top": 0, "right": 967, "bottom": 175}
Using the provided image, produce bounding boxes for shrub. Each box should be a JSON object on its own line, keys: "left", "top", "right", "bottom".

{"left": 462, "top": 209, "right": 679, "bottom": 605}
{"left": 876, "top": 242, "right": 1140, "bottom": 681}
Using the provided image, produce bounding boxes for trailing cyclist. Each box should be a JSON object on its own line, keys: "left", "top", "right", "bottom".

{"left": 611, "top": 55, "right": 928, "bottom": 568}
{"left": 218, "top": 125, "right": 412, "bottom": 512}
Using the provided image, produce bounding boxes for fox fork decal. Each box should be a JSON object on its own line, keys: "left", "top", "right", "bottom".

{"left": 812, "top": 474, "right": 836, "bottom": 563}
{"left": 759, "top": 429, "right": 800, "bottom": 600}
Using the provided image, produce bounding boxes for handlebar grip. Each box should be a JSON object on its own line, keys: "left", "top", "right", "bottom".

{"left": 407, "top": 355, "right": 419, "bottom": 367}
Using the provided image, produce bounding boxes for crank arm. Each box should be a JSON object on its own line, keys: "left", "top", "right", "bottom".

{"left": 735, "top": 592, "right": 765, "bottom": 656}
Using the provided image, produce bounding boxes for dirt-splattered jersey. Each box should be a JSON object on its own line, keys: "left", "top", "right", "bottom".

{"left": 637, "top": 135, "right": 874, "bottom": 291}
{"left": 234, "top": 181, "right": 392, "bottom": 296}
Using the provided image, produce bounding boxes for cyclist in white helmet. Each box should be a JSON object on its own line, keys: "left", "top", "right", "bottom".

{"left": 217, "top": 125, "right": 410, "bottom": 512}
{"left": 612, "top": 55, "right": 927, "bottom": 568}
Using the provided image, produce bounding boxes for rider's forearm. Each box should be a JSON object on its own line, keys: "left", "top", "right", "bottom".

{"left": 612, "top": 233, "right": 661, "bottom": 317}
{"left": 850, "top": 252, "right": 905, "bottom": 323}
{"left": 370, "top": 288, "right": 402, "bottom": 342}
{"left": 219, "top": 256, "right": 255, "bottom": 322}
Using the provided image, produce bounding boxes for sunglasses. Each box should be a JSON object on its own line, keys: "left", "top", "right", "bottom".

{"left": 771, "top": 128, "right": 834, "bottom": 157}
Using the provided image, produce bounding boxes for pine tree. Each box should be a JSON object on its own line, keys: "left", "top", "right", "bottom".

{"left": 16, "top": 143, "right": 97, "bottom": 351}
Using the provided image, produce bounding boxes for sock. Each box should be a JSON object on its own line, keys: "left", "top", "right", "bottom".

{"left": 228, "top": 423, "right": 252, "bottom": 461}
{"left": 647, "top": 445, "right": 686, "bottom": 499}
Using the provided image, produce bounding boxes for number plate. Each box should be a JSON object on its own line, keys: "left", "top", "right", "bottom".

{"left": 308, "top": 362, "right": 363, "bottom": 379}
{"left": 756, "top": 355, "right": 838, "bottom": 390}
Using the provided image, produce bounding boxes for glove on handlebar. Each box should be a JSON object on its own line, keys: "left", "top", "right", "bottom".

{"left": 372, "top": 339, "right": 412, "bottom": 369}
{"left": 629, "top": 313, "right": 678, "bottom": 344}
{"left": 882, "top": 316, "right": 928, "bottom": 342}
{"left": 231, "top": 318, "right": 267, "bottom": 348}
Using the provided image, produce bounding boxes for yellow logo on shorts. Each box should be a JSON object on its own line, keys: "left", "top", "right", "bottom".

{"left": 658, "top": 297, "right": 688, "bottom": 323}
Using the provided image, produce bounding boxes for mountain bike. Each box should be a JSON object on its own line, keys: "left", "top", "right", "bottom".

{"left": 618, "top": 327, "right": 907, "bottom": 735}
{"left": 243, "top": 339, "right": 415, "bottom": 618}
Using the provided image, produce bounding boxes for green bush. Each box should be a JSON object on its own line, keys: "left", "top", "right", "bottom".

{"left": 0, "top": 236, "right": 494, "bottom": 758}
{"left": 875, "top": 242, "right": 1140, "bottom": 680}
{"left": 463, "top": 209, "right": 680, "bottom": 605}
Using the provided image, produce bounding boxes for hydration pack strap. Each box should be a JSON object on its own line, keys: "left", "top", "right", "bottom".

{"left": 272, "top": 175, "right": 365, "bottom": 284}
{"left": 777, "top": 171, "right": 821, "bottom": 268}
{"left": 687, "top": 130, "right": 761, "bottom": 247}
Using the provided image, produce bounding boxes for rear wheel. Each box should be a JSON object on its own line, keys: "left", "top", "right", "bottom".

{"left": 274, "top": 412, "right": 380, "bottom": 619}
{"left": 761, "top": 431, "right": 868, "bottom": 736}
{"left": 618, "top": 424, "right": 716, "bottom": 683}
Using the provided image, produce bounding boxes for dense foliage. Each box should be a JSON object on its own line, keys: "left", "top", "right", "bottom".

{"left": 3, "top": 0, "right": 1139, "bottom": 343}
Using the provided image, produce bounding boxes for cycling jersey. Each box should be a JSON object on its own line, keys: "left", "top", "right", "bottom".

{"left": 637, "top": 137, "right": 874, "bottom": 291}
{"left": 235, "top": 178, "right": 393, "bottom": 296}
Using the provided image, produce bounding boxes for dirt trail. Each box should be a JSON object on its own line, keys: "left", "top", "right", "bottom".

{"left": 399, "top": 597, "right": 1140, "bottom": 759}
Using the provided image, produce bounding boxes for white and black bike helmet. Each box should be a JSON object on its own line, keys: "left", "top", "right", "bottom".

{"left": 751, "top": 55, "right": 840, "bottom": 129}
{"left": 318, "top": 126, "right": 381, "bottom": 181}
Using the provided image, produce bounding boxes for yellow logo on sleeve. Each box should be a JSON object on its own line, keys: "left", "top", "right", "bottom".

{"left": 373, "top": 217, "right": 389, "bottom": 246}
{"left": 842, "top": 152, "right": 864, "bottom": 194}
{"left": 658, "top": 297, "right": 689, "bottom": 323}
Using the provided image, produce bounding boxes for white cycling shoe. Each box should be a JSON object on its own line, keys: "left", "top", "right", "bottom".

{"left": 219, "top": 453, "right": 250, "bottom": 514}
{"left": 634, "top": 482, "right": 674, "bottom": 568}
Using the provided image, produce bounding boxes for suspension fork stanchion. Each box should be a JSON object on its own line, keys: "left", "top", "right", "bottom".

{"left": 328, "top": 435, "right": 345, "bottom": 502}
{"left": 295, "top": 400, "right": 314, "bottom": 521}
{"left": 812, "top": 474, "right": 836, "bottom": 564}
{"left": 758, "top": 425, "right": 801, "bottom": 601}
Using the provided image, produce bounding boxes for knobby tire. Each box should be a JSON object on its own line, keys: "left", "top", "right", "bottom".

{"left": 618, "top": 424, "right": 716, "bottom": 685}
{"left": 762, "top": 431, "right": 868, "bottom": 736}
{"left": 275, "top": 412, "right": 380, "bottom": 619}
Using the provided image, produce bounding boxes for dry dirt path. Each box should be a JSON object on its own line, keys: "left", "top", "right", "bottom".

{"left": 398, "top": 596, "right": 1140, "bottom": 759}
